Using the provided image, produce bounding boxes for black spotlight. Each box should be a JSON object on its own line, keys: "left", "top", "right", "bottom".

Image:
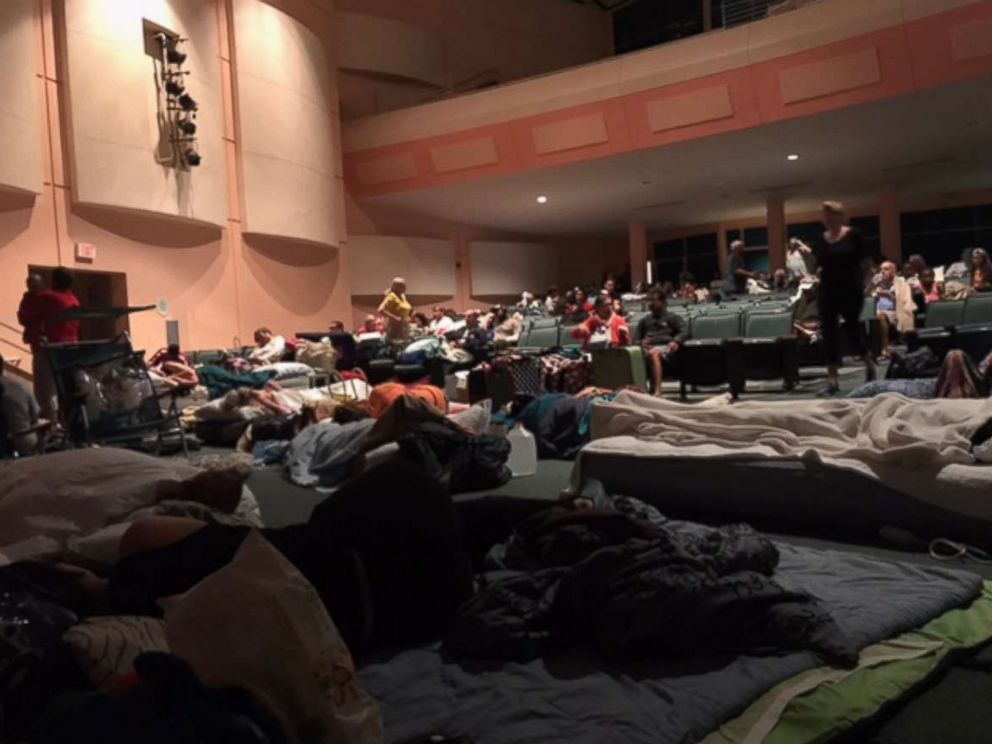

{"left": 184, "top": 148, "right": 202, "bottom": 167}
{"left": 178, "top": 93, "right": 198, "bottom": 111}
{"left": 166, "top": 48, "right": 188, "bottom": 65}
{"left": 178, "top": 116, "right": 197, "bottom": 136}
{"left": 165, "top": 79, "right": 185, "bottom": 97}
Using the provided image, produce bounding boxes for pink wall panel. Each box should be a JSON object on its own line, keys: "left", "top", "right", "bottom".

{"left": 510, "top": 99, "right": 630, "bottom": 171}
{"left": 531, "top": 111, "right": 609, "bottom": 155}
{"left": 624, "top": 68, "right": 761, "bottom": 150}
{"left": 750, "top": 28, "right": 915, "bottom": 122}
{"left": 905, "top": 1, "right": 992, "bottom": 89}
{"left": 778, "top": 47, "right": 881, "bottom": 104}
{"left": 430, "top": 136, "right": 500, "bottom": 173}
{"left": 645, "top": 84, "right": 734, "bottom": 133}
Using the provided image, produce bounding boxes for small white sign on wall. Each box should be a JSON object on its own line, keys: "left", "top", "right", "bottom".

{"left": 75, "top": 242, "right": 96, "bottom": 262}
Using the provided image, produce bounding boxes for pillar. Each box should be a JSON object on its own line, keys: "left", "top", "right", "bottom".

{"left": 453, "top": 226, "right": 473, "bottom": 311}
{"left": 703, "top": 0, "right": 713, "bottom": 31}
{"left": 629, "top": 219, "right": 648, "bottom": 288}
{"left": 716, "top": 225, "right": 728, "bottom": 276}
{"left": 766, "top": 194, "right": 786, "bottom": 271}
{"left": 879, "top": 186, "right": 901, "bottom": 263}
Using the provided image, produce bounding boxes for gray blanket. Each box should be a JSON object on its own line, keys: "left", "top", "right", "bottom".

{"left": 359, "top": 539, "right": 980, "bottom": 744}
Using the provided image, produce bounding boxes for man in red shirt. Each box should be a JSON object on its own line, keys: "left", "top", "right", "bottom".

{"left": 19, "top": 267, "right": 80, "bottom": 419}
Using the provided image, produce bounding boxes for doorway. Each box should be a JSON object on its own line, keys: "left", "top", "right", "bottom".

{"left": 29, "top": 266, "right": 130, "bottom": 342}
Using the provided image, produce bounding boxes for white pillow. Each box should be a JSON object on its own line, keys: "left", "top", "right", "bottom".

{"left": 255, "top": 361, "right": 313, "bottom": 380}
{"left": 448, "top": 399, "right": 492, "bottom": 436}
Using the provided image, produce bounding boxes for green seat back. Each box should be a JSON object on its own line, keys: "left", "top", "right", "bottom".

{"left": 924, "top": 300, "right": 966, "bottom": 329}
{"left": 627, "top": 313, "right": 649, "bottom": 343}
{"left": 524, "top": 324, "right": 560, "bottom": 349}
{"left": 859, "top": 296, "right": 877, "bottom": 323}
{"left": 528, "top": 317, "right": 559, "bottom": 330}
{"left": 690, "top": 313, "right": 741, "bottom": 341}
{"left": 558, "top": 325, "right": 584, "bottom": 348}
{"left": 744, "top": 311, "right": 793, "bottom": 339}
{"left": 963, "top": 295, "right": 992, "bottom": 325}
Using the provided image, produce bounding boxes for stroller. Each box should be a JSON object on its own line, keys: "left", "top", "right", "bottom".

{"left": 42, "top": 306, "right": 189, "bottom": 456}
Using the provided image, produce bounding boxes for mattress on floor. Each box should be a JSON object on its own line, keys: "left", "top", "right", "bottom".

{"left": 574, "top": 436, "right": 992, "bottom": 544}
{"left": 359, "top": 538, "right": 982, "bottom": 744}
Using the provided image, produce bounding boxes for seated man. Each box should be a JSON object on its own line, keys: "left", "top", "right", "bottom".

{"left": 870, "top": 261, "right": 915, "bottom": 359}
{"left": 637, "top": 291, "right": 688, "bottom": 397}
{"left": 248, "top": 327, "right": 286, "bottom": 364}
{"left": 454, "top": 309, "right": 492, "bottom": 364}
{"left": 1, "top": 353, "right": 44, "bottom": 456}
{"left": 328, "top": 320, "right": 346, "bottom": 333}
{"left": 572, "top": 295, "right": 631, "bottom": 351}
{"left": 357, "top": 314, "right": 385, "bottom": 336}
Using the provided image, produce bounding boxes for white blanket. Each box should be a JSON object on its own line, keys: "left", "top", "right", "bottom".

{"left": 592, "top": 391, "right": 992, "bottom": 469}
{"left": 589, "top": 392, "right": 992, "bottom": 506}
{"left": 0, "top": 449, "right": 260, "bottom": 564}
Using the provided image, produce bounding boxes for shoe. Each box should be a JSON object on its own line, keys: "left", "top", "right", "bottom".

{"left": 865, "top": 362, "right": 877, "bottom": 382}
{"left": 820, "top": 381, "right": 841, "bottom": 397}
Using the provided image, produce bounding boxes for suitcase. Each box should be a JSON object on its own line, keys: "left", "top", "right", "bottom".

{"left": 591, "top": 347, "right": 648, "bottom": 391}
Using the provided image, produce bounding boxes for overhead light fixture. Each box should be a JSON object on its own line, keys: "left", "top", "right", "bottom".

{"left": 165, "top": 79, "right": 186, "bottom": 97}
{"left": 536, "top": 195, "right": 548, "bottom": 204}
{"left": 786, "top": 154, "right": 800, "bottom": 161}
{"left": 166, "top": 48, "right": 188, "bottom": 65}
{"left": 184, "top": 148, "right": 202, "bottom": 167}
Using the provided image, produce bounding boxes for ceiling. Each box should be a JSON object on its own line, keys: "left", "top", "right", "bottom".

{"left": 366, "top": 77, "right": 992, "bottom": 235}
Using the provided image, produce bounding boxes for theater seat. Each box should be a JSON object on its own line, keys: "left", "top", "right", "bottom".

{"left": 679, "top": 313, "right": 741, "bottom": 398}
{"left": 592, "top": 347, "right": 648, "bottom": 391}
{"left": 518, "top": 324, "right": 561, "bottom": 353}
{"left": 558, "top": 325, "right": 584, "bottom": 349}
{"left": 955, "top": 294, "right": 992, "bottom": 361}
{"left": 726, "top": 310, "right": 798, "bottom": 396}
{"left": 906, "top": 300, "right": 965, "bottom": 356}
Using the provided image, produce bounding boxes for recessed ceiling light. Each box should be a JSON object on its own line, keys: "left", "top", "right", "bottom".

{"left": 786, "top": 154, "right": 800, "bottom": 161}
{"left": 536, "top": 195, "right": 548, "bottom": 204}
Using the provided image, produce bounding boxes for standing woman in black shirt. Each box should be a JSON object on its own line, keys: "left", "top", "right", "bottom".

{"left": 812, "top": 201, "right": 876, "bottom": 394}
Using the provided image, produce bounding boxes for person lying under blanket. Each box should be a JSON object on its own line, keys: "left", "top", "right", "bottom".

{"left": 849, "top": 349, "right": 992, "bottom": 400}
{"left": 65, "top": 462, "right": 856, "bottom": 668}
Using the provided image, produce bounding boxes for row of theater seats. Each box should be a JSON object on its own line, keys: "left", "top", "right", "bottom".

{"left": 518, "top": 299, "right": 799, "bottom": 398}
{"left": 908, "top": 294, "right": 992, "bottom": 361}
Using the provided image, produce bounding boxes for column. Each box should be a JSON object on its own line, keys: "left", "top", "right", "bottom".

{"left": 879, "top": 186, "right": 901, "bottom": 263}
{"left": 629, "top": 219, "right": 648, "bottom": 288}
{"left": 766, "top": 194, "right": 786, "bottom": 271}
{"left": 703, "top": 0, "right": 713, "bottom": 31}
{"left": 716, "top": 224, "right": 729, "bottom": 276}
{"left": 453, "top": 226, "right": 473, "bottom": 311}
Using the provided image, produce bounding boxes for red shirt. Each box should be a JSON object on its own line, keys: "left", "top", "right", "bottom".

{"left": 21, "top": 290, "right": 80, "bottom": 348}
{"left": 572, "top": 313, "right": 630, "bottom": 351}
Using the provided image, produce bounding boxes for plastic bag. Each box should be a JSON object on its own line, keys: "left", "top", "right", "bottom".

{"left": 164, "top": 531, "right": 382, "bottom": 744}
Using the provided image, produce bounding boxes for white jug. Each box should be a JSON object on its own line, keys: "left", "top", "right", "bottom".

{"left": 506, "top": 423, "right": 537, "bottom": 477}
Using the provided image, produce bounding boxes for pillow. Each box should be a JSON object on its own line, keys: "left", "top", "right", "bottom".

{"left": 63, "top": 616, "right": 169, "bottom": 689}
{"left": 164, "top": 531, "right": 382, "bottom": 743}
{"left": 253, "top": 362, "right": 313, "bottom": 380}
{"left": 447, "top": 400, "right": 492, "bottom": 436}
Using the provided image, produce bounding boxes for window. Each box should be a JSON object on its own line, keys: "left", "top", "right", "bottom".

{"left": 787, "top": 216, "right": 881, "bottom": 261}
{"left": 725, "top": 227, "right": 769, "bottom": 274}
{"left": 653, "top": 233, "right": 719, "bottom": 286}
{"left": 901, "top": 205, "right": 992, "bottom": 268}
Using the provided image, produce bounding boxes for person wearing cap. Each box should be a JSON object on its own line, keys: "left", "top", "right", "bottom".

{"left": 378, "top": 277, "right": 413, "bottom": 342}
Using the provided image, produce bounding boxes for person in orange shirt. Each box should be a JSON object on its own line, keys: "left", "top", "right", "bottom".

{"left": 571, "top": 295, "right": 630, "bottom": 351}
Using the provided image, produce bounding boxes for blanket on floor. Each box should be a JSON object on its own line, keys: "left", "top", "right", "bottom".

{"left": 360, "top": 485, "right": 983, "bottom": 744}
